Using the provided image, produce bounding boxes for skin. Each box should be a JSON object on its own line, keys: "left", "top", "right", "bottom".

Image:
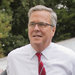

{"left": 28, "top": 10, "right": 56, "bottom": 52}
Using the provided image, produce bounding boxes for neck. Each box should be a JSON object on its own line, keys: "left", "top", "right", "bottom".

{"left": 31, "top": 42, "right": 51, "bottom": 52}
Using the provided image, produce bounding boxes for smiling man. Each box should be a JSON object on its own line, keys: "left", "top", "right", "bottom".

{"left": 7, "top": 5, "right": 75, "bottom": 75}
{"left": 28, "top": 10, "right": 56, "bottom": 52}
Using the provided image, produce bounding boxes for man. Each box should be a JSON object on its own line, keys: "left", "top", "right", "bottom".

{"left": 7, "top": 5, "right": 75, "bottom": 75}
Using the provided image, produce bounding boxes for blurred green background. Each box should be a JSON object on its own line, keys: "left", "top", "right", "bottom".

{"left": 0, "top": 0, "right": 75, "bottom": 57}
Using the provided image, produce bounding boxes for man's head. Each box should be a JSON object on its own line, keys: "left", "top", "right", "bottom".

{"left": 28, "top": 5, "right": 57, "bottom": 27}
{"left": 28, "top": 5, "right": 57, "bottom": 52}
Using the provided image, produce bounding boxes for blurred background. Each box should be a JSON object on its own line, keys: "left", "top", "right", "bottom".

{"left": 0, "top": 0, "right": 75, "bottom": 58}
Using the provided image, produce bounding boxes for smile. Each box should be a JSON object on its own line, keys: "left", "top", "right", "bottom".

{"left": 33, "top": 35, "right": 42, "bottom": 37}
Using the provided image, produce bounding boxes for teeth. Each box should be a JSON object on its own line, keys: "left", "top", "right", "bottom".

{"left": 33, "top": 35, "right": 42, "bottom": 37}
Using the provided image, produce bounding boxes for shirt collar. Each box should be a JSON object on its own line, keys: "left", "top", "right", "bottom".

{"left": 42, "top": 42, "right": 53, "bottom": 60}
{"left": 29, "top": 42, "right": 54, "bottom": 60}
{"left": 28, "top": 44, "right": 37, "bottom": 59}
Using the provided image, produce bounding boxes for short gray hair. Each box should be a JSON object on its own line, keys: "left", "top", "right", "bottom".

{"left": 28, "top": 5, "right": 57, "bottom": 27}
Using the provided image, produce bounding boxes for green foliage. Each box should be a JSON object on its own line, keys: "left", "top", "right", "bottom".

{"left": 10, "top": 0, "right": 28, "bottom": 36}
{"left": 22, "top": 0, "right": 45, "bottom": 8}
{"left": 0, "top": 42, "right": 5, "bottom": 58}
{"left": 0, "top": 10, "right": 12, "bottom": 38}
{"left": 53, "top": 3, "right": 75, "bottom": 42}
{"left": 0, "top": 0, "right": 13, "bottom": 14}
{"left": 0, "top": 0, "right": 13, "bottom": 57}
{"left": 1, "top": 34, "right": 29, "bottom": 56}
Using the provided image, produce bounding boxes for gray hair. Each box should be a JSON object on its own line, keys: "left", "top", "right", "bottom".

{"left": 28, "top": 5, "right": 57, "bottom": 27}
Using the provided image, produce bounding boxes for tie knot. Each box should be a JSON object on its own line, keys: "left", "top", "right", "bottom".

{"left": 36, "top": 53, "right": 42, "bottom": 62}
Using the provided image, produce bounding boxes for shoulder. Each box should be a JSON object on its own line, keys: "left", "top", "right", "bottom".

{"left": 51, "top": 42, "right": 75, "bottom": 59}
{"left": 7, "top": 44, "right": 31, "bottom": 58}
{"left": 50, "top": 43, "right": 75, "bottom": 73}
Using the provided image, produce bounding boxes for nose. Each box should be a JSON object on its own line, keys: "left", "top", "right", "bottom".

{"left": 34, "top": 24, "right": 40, "bottom": 31}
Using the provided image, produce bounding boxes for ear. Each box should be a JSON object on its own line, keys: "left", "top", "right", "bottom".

{"left": 52, "top": 26, "right": 56, "bottom": 37}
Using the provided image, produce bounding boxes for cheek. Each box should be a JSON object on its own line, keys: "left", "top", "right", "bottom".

{"left": 28, "top": 27, "right": 34, "bottom": 39}
{"left": 46, "top": 32, "right": 51, "bottom": 38}
{"left": 28, "top": 28, "right": 31, "bottom": 37}
{"left": 45, "top": 29, "right": 53, "bottom": 38}
{"left": 28, "top": 27, "right": 31, "bottom": 33}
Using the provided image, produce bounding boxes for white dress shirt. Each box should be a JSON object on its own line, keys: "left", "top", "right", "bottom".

{"left": 7, "top": 42, "right": 75, "bottom": 75}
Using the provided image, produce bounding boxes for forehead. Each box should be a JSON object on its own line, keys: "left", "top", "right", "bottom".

{"left": 30, "top": 10, "right": 50, "bottom": 17}
{"left": 29, "top": 10, "right": 51, "bottom": 23}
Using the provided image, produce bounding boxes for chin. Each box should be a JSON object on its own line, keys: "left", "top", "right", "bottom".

{"left": 31, "top": 41, "right": 42, "bottom": 45}
{"left": 33, "top": 41, "right": 42, "bottom": 44}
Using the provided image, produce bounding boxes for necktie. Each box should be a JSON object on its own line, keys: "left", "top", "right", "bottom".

{"left": 36, "top": 53, "right": 46, "bottom": 75}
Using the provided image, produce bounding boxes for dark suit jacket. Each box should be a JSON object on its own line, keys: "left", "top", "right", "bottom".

{"left": 0, "top": 70, "right": 7, "bottom": 75}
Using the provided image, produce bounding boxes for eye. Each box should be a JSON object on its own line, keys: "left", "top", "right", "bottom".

{"left": 38, "top": 22, "right": 45, "bottom": 26}
{"left": 29, "top": 22, "right": 35, "bottom": 26}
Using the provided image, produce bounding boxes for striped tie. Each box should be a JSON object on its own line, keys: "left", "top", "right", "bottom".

{"left": 36, "top": 53, "right": 46, "bottom": 75}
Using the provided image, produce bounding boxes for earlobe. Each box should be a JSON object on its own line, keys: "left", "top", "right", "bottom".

{"left": 52, "top": 26, "right": 56, "bottom": 36}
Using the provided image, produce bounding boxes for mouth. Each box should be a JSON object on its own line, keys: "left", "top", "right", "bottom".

{"left": 33, "top": 35, "right": 42, "bottom": 37}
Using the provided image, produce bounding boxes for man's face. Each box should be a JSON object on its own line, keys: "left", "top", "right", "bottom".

{"left": 28, "top": 10, "right": 56, "bottom": 47}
